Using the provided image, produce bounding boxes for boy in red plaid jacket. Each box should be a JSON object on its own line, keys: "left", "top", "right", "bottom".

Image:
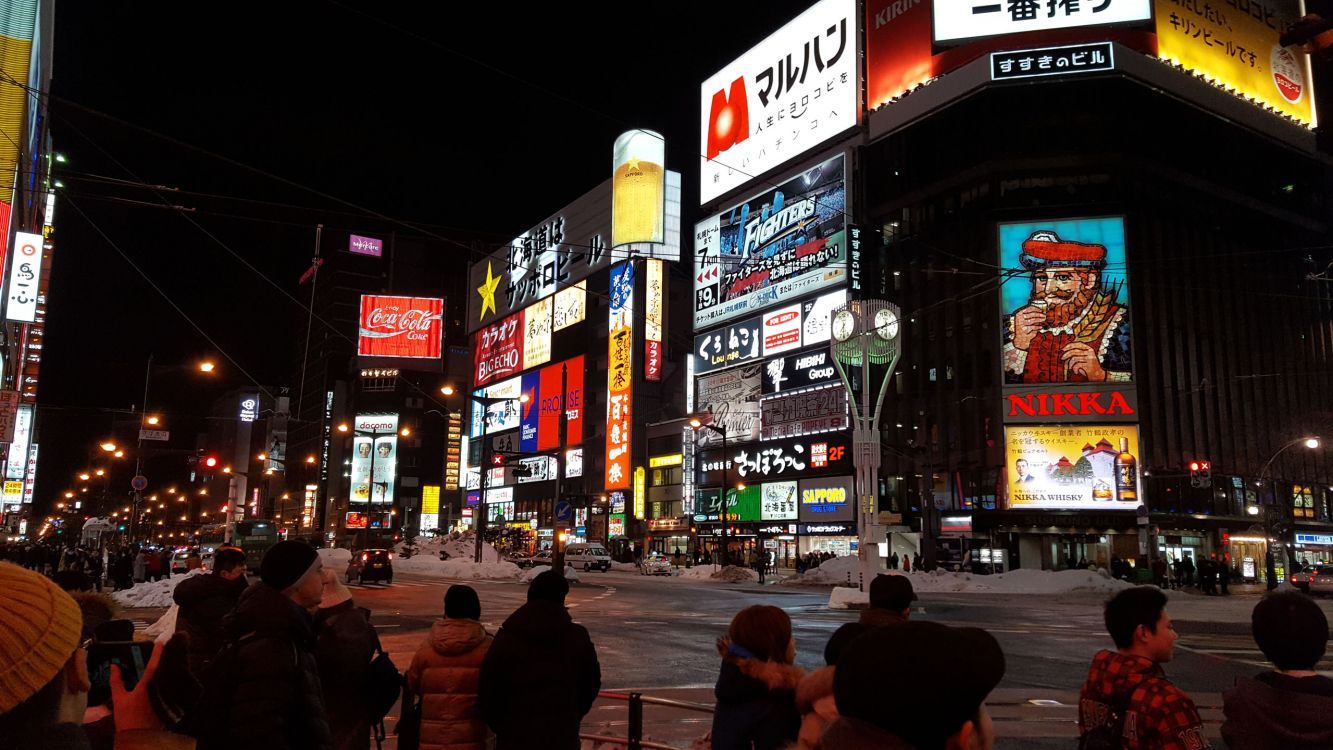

{"left": 1079, "top": 586, "right": 1211, "bottom": 750}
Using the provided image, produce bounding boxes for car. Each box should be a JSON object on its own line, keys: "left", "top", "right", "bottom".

{"left": 639, "top": 553, "right": 673, "bottom": 576}
{"left": 565, "top": 543, "right": 612, "bottom": 572}
{"left": 506, "top": 551, "right": 537, "bottom": 568}
{"left": 528, "top": 549, "right": 555, "bottom": 568}
{"left": 1290, "top": 564, "right": 1333, "bottom": 594}
{"left": 170, "top": 549, "right": 192, "bottom": 574}
{"left": 347, "top": 549, "right": 394, "bottom": 584}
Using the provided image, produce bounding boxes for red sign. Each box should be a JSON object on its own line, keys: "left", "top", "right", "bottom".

{"left": 1005, "top": 389, "right": 1137, "bottom": 421}
{"left": 358, "top": 296, "right": 443, "bottom": 359}
{"left": 645, "top": 340, "right": 662, "bottom": 382}
{"left": 345, "top": 512, "right": 369, "bottom": 529}
{"left": 473, "top": 312, "right": 523, "bottom": 387}
{"left": 866, "top": 0, "right": 935, "bottom": 110}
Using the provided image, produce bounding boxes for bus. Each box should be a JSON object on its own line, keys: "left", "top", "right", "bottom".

{"left": 199, "top": 520, "right": 282, "bottom": 570}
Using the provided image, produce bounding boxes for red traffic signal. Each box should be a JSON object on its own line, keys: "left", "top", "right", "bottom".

{"left": 203, "top": 455, "right": 219, "bottom": 469}
{"left": 1189, "top": 461, "right": 1201, "bottom": 472}
{"left": 220, "top": 503, "right": 229, "bottom": 514}
{"left": 491, "top": 453, "right": 506, "bottom": 466}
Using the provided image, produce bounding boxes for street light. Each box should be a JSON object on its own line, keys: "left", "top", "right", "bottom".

{"left": 146, "top": 416, "right": 161, "bottom": 426}
{"left": 1258, "top": 435, "right": 1323, "bottom": 590}
{"left": 100, "top": 442, "right": 117, "bottom": 452}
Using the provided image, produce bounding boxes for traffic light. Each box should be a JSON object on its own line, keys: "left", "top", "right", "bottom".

{"left": 1189, "top": 460, "right": 1212, "bottom": 489}
{"left": 203, "top": 455, "right": 219, "bottom": 470}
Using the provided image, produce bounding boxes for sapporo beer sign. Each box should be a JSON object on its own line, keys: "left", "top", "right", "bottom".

{"left": 358, "top": 296, "right": 444, "bottom": 359}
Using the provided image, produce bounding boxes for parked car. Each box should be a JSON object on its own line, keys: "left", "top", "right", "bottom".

{"left": 506, "top": 550, "right": 537, "bottom": 568}
{"left": 346, "top": 548, "right": 394, "bottom": 584}
{"left": 170, "top": 549, "right": 192, "bottom": 574}
{"left": 1291, "top": 563, "right": 1333, "bottom": 594}
{"left": 565, "top": 543, "right": 612, "bottom": 572}
{"left": 639, "top": 553, "right": 673, "bottom": 576}
{"left": 528, "top": 549, "right": 554, "bottom": 568}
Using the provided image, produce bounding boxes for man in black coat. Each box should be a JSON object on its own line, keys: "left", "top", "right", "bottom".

{"left": 195, "top": 541, "right": 332, "bottom": 750}
{"left": 173, "top": 547, "right": 249, "bottom": 677}
{"left": 479, "top": 569, "right": 601, "bottom": 749}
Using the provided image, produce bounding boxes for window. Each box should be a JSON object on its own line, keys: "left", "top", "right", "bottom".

{"left": 1294, "top": 486, "right": 1316, "bottom": 519}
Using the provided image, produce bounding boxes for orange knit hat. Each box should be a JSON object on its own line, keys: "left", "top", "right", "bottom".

{"left": 0, "top": 562, "right": 83, "bottom": 713}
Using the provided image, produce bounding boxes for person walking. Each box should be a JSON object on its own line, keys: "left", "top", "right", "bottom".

{"left": 710, "top": 605, "right": 804, "bottom": 750}
{"left": 1181, "top": 554, "right": 1195, "bottom": 588}
{"left": 901, "top": 553, "right": 911, "bottom": 573}
{"left": 145, "top": 547, "right": 162, "bottom": 583}
{"left": 912, "top": 552, "right": 923, "bottom": 571}
{"left": 1078, "top": 586, "right": 1210, "bottom": 749}
{"left": 478, "top": 569, "right": 600, "bottom": 750}
{"left": 191, "top": 540, "right": 332, "bottom": 750}
{"left": 405, "top": 585, "right": 493, "bottom": 750}
{"left": 313, "top": 568, "right": 378, "bottom": 750}
{"left": 159, "top": 547, "right": 173, "bottom": 580}
{"left": 1222, "top": 591, "right": 1333, "bottom": 749}
{"left": 173, "top": 546, "right": 249, "bottom": 677}
{"left": 132, "top": 547, "right": 147, "bottom": 584}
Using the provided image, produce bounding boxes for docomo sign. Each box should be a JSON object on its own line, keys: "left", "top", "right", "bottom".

{"left": 358, "top": 296, "right": 443, "bottom": 359}
{"left": 6, "top": 232, "right": 43, "bottom": 323}
{"left": 699, "top": 0, "right": 857, "bottom": 204}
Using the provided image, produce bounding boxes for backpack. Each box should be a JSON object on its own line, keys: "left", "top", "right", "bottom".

{"left": 180, "top": 630, "right": 296, "bottom": 743}
{"left": 1079, "top": 693, "right": 1132, "bottom": 750}
{"left": 365, "top": 633, "right": 402, "bottom": 750}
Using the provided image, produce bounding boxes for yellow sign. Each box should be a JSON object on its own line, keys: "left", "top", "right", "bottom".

{"left": 649, "top": 453, "right": 683, "bottom": 468}
{"left": 612, "top": 130, "right": 666, "bottom": 247}
{"left": 1156, "top": 0, "right": 1315, "bottom": 126}
{"left": 1005, "top": 425, "right": 1141, "bottom": 511}
{"left": 422, "top": 485, "right": 440, "bottom": 515}
{"left": 476, "top": 261, "right": 501, "bottom": 321}
{"left": 633, "top": 466, "right": 646, "bottom": 520}
{"left": 3, "top": 481, "right": 20, "bottom": 499}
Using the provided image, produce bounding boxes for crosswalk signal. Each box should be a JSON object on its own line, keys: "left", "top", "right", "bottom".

{"left": 1189, "top": 460, "right": 1212, "bottom": 489}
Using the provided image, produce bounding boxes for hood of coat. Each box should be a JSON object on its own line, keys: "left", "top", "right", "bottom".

{"left": 428, "top": 617, "right": 488, "bottom": 656}
{"left": 796, "top": 666, "right": 835, "bottom": 712}
{"left": 224, "top": 580, "right": 312, "bottom": 641}
{"left": 1225, "top": 676, "right": 1333, "bottom": 746}
{"left": 68, "top": 591, "right": 121, "bottom": 641}
{"left": 716, "top": 656, "right": 805, "bottom": 704}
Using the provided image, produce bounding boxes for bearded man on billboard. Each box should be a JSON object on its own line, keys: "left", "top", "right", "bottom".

{"left": 1003, "top": 230, "right": 1131, "bottom": 383}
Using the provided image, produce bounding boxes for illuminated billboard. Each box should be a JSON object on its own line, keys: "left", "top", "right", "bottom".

{"left": 349, "top": 234, "right": 383, "bottom": 257}
{"left": 523, "top": 297, "right": 553, "bottom": 371}
{"left": 613, "top": 130, "right": 666, "bottom": 247}
{"left": 694, "top": 154, "right": 847, "bottom": 328}
{"left": 553, "top": 281, "right": 587, "bottom": 331}
{"left": 694, "top": 315, "right": 761, "bottom": 375}
{"left": 797, "top": 475, "right": 855, "bottom": 523}
{"left": 6, "top": 232, "right": 42, "bottom": 323}
{"left": 761, "top": 480, "right": 798, "bottom": 521}
{"left": 933, "top": 0, "right": 1151, "bottom": 43}
{"left": 358, "top": 296, "right": 443, "bottom": 359}
{"left": 606, "top": 262, "right": 634, "bottom": 489}
{"left": 694, "top": 364, "right": 763, "bottom": 448}
{"left": 474, "top": 313, "right": 523, "bottom": 387}
{"left": 349, "top": 414, "right": 398, "bottom": 505}
{"left": 695, "top": 485, "right": 762, "bottom": 523}
{"left": 699, "top": 0, "right": 858, "bottom": 204}
{"left": 1005, "top": 424, "right": 1141, "bottom": 510}
{"left": 519, "top": 355, "right": 586, "bottom": 453}
{"left": 645, "top": 259, "right": 664, "bottom": 381}
{"left": 470, "top": 377, "right": 521, "bottom": 438}
{"left": 1000, "top": 217, "right": 1131, "bottom": 386}
{"left": 760, "top": 384, "right": 849, "bottom": 440}
{"left": 1156, "top": 0, "right": 1314, "bottom": 126}
{"left": 866, "top": 0, "right": 934, "bottom": 109}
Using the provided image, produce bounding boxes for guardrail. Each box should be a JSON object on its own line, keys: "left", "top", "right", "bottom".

{"left": 580, "top": 690, "right": 715, "bottom": 750}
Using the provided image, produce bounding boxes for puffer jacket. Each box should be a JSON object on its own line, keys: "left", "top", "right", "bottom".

{"left": 710, "top": 655, "right": 804, "bottom": 750}
{"left": 794, "top": 666, "right": 838, "bottom": 749}
{"left": 1078, "top": 650, "right": 1210, "bottom": 750}
{"left": 405, "top": 618, "right": 492, "bottom": 750}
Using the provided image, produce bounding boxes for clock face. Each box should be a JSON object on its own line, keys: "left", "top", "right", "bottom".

{"left": 832, "top": 310, "right": 856, "bottom": 342}
{"left": 874, "top": 308, "right": 899, "bottom": 341}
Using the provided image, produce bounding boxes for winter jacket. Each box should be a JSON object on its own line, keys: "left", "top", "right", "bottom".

{"left": 826, "top": 607, "right": 907, "bottom": 664}
{"left": 196, "top": 582, "right": 333, "bottom": 750}
{"left": 173, "top": 571, "right": 248, "bottom": 676}
{"left": 710, "top": 656, "right": 803, "bottom": 750}
{"left": 1222, "top": 673, "right": 1333, "bottom": 750}
{"left": 478, "top": 599, "right": 601, "bottom": 750}
{"left": 794, "top": 666, "right": 838, "bottom": 750}
{"left": 314, "top": 600, "right": 378, "bottom": 750}
{"left": 405, "top": 618, "right": 492, "bottom": 750}
{"left": 818, "top": 717, "right": 917, "bottom": 750}
{"left": 1078, "top": 650, "right": 1210, "bottom": 750}
{"left": 132, "top": 553, "right": 147, "bottom": 582}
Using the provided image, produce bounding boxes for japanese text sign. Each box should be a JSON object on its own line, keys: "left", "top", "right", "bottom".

{"left": 934, "top": 0, "right": 1152, "bottom": 44}
{"left": 474, "top": 312, "right": 523, "bottom": 387}
{"left": 694, "top": 315, "right": 762, "bottom": 374}
{"left": 606, "top": 262, "right": 634, "bottom": 489}
{"left": 694, "top": 364, "right": 763, "bottom": 447}
{"left": 646, "top": 259, "right": 664, "bottom": 381}
{"left": 358, "top": 295, "right": 444, "bottom": 359}
{"left": 761, "top": 480, "right": 799, "bottom": 521}
{"left": 991, "top": 42, "right": 1115, "bottom": 80}
{"left": 1005, "top": 424, "right": 1141, "bottom": 510}
{"left": 348, "top": 234, "right": 383, "bottom": 257}
{"left": 760, "top": 384, "right": 849, "bottom": 440}
{"left": 6, "top": 232, "right": 42, "bottom": 323}
{"left": 700, "top": 0, "right": 858, "bottom": 204}
{"left": 694, "top": 154, "right": 847, "bottom": 328}
{"left": 797, "top": 475, "right": 855, "bottom": 522}
{"left": 762, "top": 347, "right": 842, "bottom": 394}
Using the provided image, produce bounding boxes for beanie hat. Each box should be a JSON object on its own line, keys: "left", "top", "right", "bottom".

{"left": 1018, "top": 230, "right": 1108, "bottom": 270}
{"left": 318, "top": 568, "right": 353, "bottom": 610}
{"left": 0, "top": 562, "right": 84, "bottom": 712}
{"left": 444, "top": 585, "right": 481, "bottom": 620}
{"left": 527, "top": 569, "right": 570, "bottom": 604}
{"left": 260, "top": 541, "right": 320, "bottom": 591}
{"left": 869, "top": 574, "right": 917, "bottom": 612}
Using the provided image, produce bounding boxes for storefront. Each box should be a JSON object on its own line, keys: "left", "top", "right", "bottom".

{"left": 1225, "top": 533, "right": 1268, "bottom": 582}
{"left": 799, "top": 522, "right": 857, "bottom": 558}
{"left": 1294, "top": 532, "right": 1333, "bottom": 567}
{"left": 757, "top": 522, "right": 798, "bottom": 569}
{"left": 646, "top": 517, "right": 691, "bottom": 558}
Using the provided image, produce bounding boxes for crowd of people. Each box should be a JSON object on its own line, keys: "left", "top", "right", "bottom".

{"left": 0, "top": 540, "right": 189, "bottom": 593}
{"left": 2, "top": 538, "right": 1332, "bottom": 749}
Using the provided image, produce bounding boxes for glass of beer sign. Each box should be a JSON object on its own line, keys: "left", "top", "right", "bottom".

{"left": 612, "top": 129, "right": 665, "bottom": 247}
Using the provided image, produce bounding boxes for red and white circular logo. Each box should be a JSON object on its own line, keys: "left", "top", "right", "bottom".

{"left": 1271, "top": 46, "right": 1304, "bottom": 104}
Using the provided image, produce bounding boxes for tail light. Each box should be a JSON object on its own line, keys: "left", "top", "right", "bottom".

{"left": 387, "top": 552, "right": 394, "bottom": 560}
{"left": 362, "top": 552, "right": 369, "bottom": 561}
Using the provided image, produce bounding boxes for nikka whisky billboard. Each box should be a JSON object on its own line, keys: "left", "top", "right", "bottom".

{"left": 1005, "top": 425, "right": 1141, "bottom": 511}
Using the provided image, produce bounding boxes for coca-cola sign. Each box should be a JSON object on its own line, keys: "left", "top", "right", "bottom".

{"left": 358, "top": 296, "right": 444, "bottom": 359}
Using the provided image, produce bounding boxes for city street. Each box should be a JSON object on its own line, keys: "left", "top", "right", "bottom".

{"left": 126, "top": 572, "right": 1328, "bottom": 749}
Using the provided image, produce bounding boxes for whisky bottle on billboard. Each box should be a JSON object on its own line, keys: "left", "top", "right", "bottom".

{"left": 1115, "top": 436, "right": 1138, "bottom": 503}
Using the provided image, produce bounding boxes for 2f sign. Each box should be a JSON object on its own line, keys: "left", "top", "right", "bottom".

{"left": 6, "top": 232, "right": 43, "bottom": 323}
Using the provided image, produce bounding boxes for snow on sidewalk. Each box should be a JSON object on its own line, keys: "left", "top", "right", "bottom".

{"left": 677, "top": 565, "right": 759, "bottom": 583}
{"left": 111, "top": 569, "right": 206, "bottom": 609}
{"left": 828, "top": 568, "right": 1133, "bottom": 608}
{"left": 393, "top": 555, "right": 522, "bottom": 580}
{"left": 779, "top": 556, "right": 861, "bottom": 587}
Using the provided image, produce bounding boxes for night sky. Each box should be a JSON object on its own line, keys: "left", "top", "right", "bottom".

{"left": 36, "top": 1, "right": 813, "bottom": 509}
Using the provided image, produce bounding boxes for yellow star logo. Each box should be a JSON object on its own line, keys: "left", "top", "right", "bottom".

{"left": 476, "top": 261, "right": 501, "bottom": 322}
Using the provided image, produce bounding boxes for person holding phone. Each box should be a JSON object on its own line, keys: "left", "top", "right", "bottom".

{"left": 0, "top": 562, "right": 193, "bottom": 749}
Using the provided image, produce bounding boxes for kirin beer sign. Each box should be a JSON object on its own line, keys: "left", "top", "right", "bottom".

{"left": 358, "top": 296, "right": 444, "bottom": 359}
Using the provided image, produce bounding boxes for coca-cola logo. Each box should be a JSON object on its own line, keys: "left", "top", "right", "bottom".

{"left": 362, "top": 307, "right": 439, "bottom": 339}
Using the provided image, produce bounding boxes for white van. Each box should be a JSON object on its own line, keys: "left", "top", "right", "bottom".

{"left": 564, "top": 543, "right": 612, "bottom": 572}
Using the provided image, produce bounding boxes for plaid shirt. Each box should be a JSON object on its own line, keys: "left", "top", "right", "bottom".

{"left": 1079, "top": 650, "right": 1211, "bottom": 750}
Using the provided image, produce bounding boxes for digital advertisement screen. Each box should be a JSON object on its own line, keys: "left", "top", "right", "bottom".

{"left": 358, "top": 296, "right": 444, "bottom": 359}
{"left": 1005, "top": 424, "right": 1141, "bottom": 510}
{"left": 348, "top": 414, "right": 398, "bottom": 505}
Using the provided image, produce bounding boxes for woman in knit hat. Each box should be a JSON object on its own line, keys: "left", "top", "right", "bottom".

{"left": 405, "top": 584, "right": 493, "bottom": 750}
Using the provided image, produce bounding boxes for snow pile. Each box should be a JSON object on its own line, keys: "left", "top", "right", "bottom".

{"left": 111, "top": 569, "right": 206, "bottom": 609}
{"left": 780, "top": 556, "right": 861, "bottom": 587}
{"left": 398, "top": 533, "right": 503, "bottom": 564}
{"left": 393, "top": 555, "right": 522, "bottom": 580}
{"left": 520, "top": 564, "right": 581, "bottom": 583}
{"left": 610, "top": 561, "right": 639, "bottom": 572}
{"left": 827, "top": 569, "right": 1133, "bottom": 607}
{"left": 677, "top": 565, "right": 759, "bottom": 583}
{"left": 143, "top": 604, "right": 179, "bottom": 642}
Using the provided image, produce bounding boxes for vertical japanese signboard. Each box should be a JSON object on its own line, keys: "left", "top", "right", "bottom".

{"left": 6, "top": 232, "right": 42, "bottom": 323}
{"left": 553, "top": 281, "right": 587, "bottom": 331}
{"left": 21, "top": 443, "right": 36, "bottom": 504}
{"left": 634, "top": 466, "right": 646, "bottom": 519}
{"left": 1155, "top": 0, "right": 1314, "bottom": 126}
{"left": 5, "top": 403, "right": 32, "bottom": 480}
{"left": 445, "top": 412, "right": 463, "bottom": 491}
{"left": 523, "top": 297, "right": 553, "bottom": 371}
{"left": 420, "top": 484, "right": 440, "bottom": 532}
{"left": 645, "top": 259, "right": 664, "bottom": 381}
{"left": 606, "top": 262, "right": 634, "bottom": 489}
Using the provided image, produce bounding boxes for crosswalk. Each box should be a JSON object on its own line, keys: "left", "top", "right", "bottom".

{"left": 1177, "top": 633, "right": 1333, "bottom": 677}
{"left": 346, "top": 579, "right": 436, "bottom": 589}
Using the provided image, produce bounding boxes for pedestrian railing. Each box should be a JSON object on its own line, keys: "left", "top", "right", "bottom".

{"left": 580, "top": 690, "right": 715, "bottom": 750}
